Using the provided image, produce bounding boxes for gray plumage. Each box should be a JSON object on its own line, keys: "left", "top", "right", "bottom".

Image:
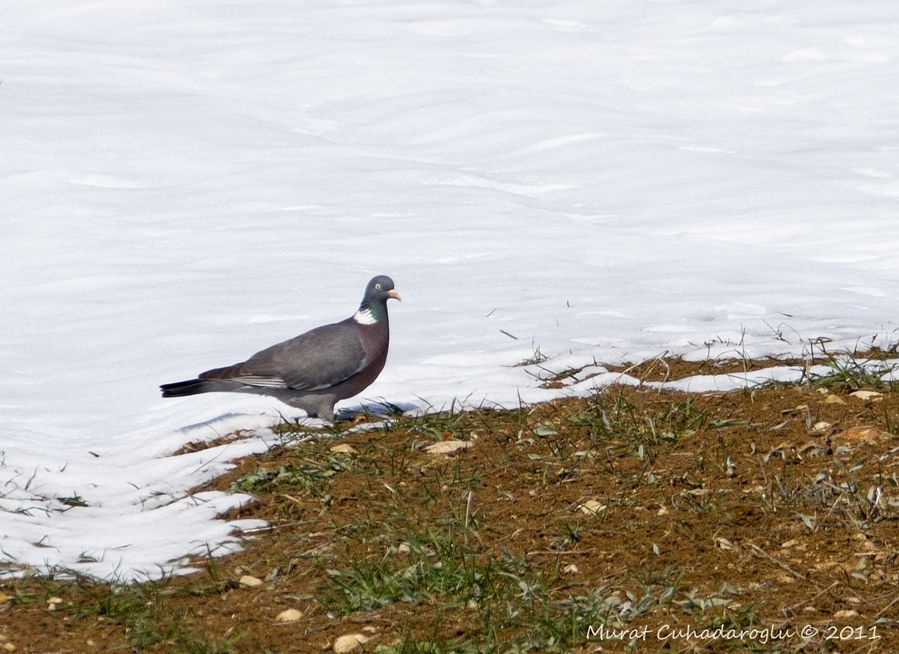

{"left": 160, "top": 275, "right": 400, "bottom": 420}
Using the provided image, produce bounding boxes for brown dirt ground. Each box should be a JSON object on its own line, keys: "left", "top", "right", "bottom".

{"left": 600, "top": 347, "right": 897, "bottom": 384}
{"left": 2, "top": 359, "right": 898, "bottom": 653}
{"left": 600, "top": 357, "right": 787, "bottom": 384}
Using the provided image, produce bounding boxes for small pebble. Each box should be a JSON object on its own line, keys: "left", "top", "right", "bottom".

{"left": 424, "top": 440, "right": 472, "bottom": 454}
{"left": 238, "top": 575, "right": 263, "bottom": 588}
{"left": 578, "top": 499, "right": 606, "bottom": 516}
{"left": 275, "top": 608, "right": 303, "bottom": 623}
{"left": 835, "top": 426, "right": 891, "bottom": 444}
{"left": 333, "top": 633, "right": 370, "bottom": 653}
{"left": 849, "top": 390, "right": 883, "bottom": 401}
{"left": 811, "top": 421, "right": 831, "bottom": 434}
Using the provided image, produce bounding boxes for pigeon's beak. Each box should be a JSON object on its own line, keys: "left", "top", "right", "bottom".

{"left": 387, "top": 289, "right": 401, "bottom": 302}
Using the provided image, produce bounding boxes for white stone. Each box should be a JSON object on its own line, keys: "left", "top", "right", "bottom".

{"left": 239, "top": 575, "right": 263, "bottom": 588}
{"left": 333, "top": 634, "right": 370, "bottom": 653}
{"left": 850, "top": 390, "right": 883, "bottom": 401}
{"left": 578, "top": 499, "right": 606, "bottom": 516}
{"left": 275, "top": 608, "right": 303, "bottom": 623}
{"left": 424, "top": 440, "right": 473, "bottom": 454}
{"left": 811, "top": 421, "right": 831, "bottom": 434}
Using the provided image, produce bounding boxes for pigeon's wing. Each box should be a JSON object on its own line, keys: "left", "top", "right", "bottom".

{"left": 201, "top": 320, "right": 369, "bottom": 392}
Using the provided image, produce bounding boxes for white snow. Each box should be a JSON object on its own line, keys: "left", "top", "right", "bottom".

{"left": 2, "top": 0, "right": 898, "bottom": 579}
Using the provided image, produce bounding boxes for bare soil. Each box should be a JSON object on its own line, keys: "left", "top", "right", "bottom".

{"left": 2, "top": 359, "right": 898, "bottom": 653}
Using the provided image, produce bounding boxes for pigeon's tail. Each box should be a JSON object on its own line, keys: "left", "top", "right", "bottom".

{"left": 160, "top": 378, "right": 215, "bottom": 398}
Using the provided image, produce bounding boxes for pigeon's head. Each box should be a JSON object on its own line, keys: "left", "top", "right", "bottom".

{"left": 364, "top": 275, "right": 401, "bottom": 304}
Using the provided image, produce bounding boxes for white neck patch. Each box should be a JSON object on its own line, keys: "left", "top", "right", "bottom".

{"left": 353, "top": 307, "right": 378, "bottom": 325}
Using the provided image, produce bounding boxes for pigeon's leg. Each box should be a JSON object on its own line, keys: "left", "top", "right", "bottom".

{"left": 314, "top": 404, "right": 335, "bottom": 423}
{"left": 288, "top": 394, "right": 336, "bottom": 422}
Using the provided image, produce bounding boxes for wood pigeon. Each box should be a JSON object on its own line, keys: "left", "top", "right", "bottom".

{"left": 160, "top": 275, "right": 400, "bottom": 420}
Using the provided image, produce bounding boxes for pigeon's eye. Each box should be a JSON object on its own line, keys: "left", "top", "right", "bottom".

{"left": 375, "top": 283, "right": 382, "bottom": 290}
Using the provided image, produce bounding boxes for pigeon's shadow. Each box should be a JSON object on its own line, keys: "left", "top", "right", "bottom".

{"left": 172, "top": 400, "right": 418, "bottom": 438}
{"left": 337, "top": 399, "right": 419, "bottom": 421}
{"left": 175, "top": 411, "right": 268, "bottom": 435}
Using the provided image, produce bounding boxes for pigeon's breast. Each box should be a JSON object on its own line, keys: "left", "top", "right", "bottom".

{"left": 335, "top": 320, "right": 389, "bottom": 398}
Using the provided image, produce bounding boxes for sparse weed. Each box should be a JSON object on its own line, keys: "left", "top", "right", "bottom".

{"left": 803, "top": 341, "right": 897, "bottom": 392}
{"left": 232, "top": 453, "right": 353, "bottom": 497}
{"left": 516, "top": 342, "right": 549, "bottom": 367}
{"left": 569, "top": 389, "right": 710, "bottom": 453}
